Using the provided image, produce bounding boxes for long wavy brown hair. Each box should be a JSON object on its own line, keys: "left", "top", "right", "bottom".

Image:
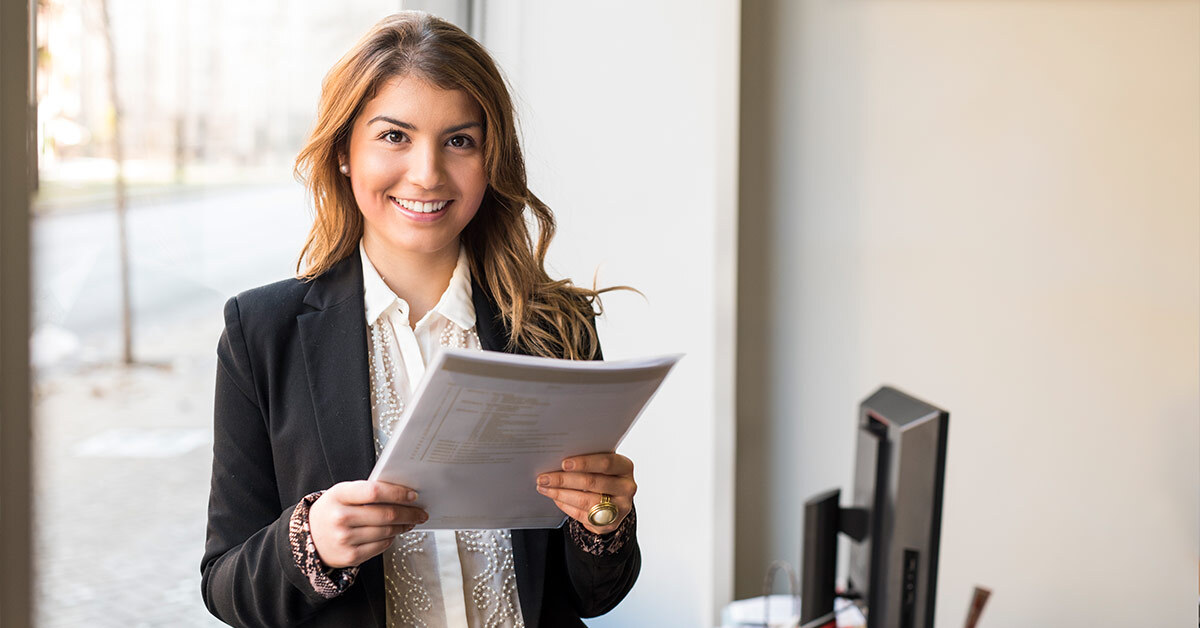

{"left": 295, "top": 12, "right": 626, "bottom": 360}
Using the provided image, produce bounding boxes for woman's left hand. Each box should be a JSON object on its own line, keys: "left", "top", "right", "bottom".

{"left": 536, "top": 453, "right": 637, "bottom": 535}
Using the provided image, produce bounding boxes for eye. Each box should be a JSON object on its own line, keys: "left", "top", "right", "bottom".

{"left": 380, "top": 129, "right": 407, "bottom": 144}
{"left": 447, "top": 135, "right": 476, "bottom": 149}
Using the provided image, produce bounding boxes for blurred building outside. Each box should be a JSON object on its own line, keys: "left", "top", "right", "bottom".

{"left": 36, "top": 0, "right": 354, "bottom": 212}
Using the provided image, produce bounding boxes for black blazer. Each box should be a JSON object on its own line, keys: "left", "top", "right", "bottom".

{"left": 200, "top": 249, "right": 640, "bottom": 627}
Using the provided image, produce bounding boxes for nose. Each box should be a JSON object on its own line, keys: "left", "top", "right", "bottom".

{"left": 405, "top": 140, "right": 445, "bottom": 190}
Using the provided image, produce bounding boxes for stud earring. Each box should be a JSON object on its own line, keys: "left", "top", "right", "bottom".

{"left": 339, "top": 163, "right": 350, "bottom": 175}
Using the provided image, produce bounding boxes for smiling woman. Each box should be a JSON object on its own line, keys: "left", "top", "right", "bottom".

{"left": 200, "top": 11, "right": 641, "bottom": 628}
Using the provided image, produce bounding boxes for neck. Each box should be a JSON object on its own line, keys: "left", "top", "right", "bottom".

{"left": 362, "top": 235, "right": 459, "bottom": 324}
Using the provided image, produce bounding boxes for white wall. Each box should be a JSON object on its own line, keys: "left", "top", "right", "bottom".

{"left": 481, "top": 2, "right": 740, "bottom": 626}
{"left": 738, "top": 1, "right": 1199, "bottom": 626}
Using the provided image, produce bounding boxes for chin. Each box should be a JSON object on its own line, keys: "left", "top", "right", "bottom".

{"left": 385, "top": 236, "right": 462, "bottom": 257}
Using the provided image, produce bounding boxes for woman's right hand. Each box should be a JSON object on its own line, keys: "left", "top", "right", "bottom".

{"left": 308, "top": 480, "right": 428, "bottom": 568}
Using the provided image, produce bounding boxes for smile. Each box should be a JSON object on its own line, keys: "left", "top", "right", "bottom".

{"left": 390, "top": 197, "right": 451, "bottom": 214}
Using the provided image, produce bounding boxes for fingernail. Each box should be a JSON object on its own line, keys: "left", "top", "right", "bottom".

{"left": 562, "top": 460, "right": 575, "bottom": 471}
{"left": 407, "top": 490, "right": 418, "bottom": 502}
{"left": 537, "top": 485, "right": 548, "bottom": 494}
{"left": 537, "top": 475, "right": 549, "bottom": 486}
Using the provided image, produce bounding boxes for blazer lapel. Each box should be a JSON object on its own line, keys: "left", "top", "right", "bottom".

{"left": 297, "top": 249, "right": 376, "bottom": 484}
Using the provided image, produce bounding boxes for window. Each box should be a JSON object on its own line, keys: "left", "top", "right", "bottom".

{"left": 30, "top": 2, "right": 437, "bottom": 623}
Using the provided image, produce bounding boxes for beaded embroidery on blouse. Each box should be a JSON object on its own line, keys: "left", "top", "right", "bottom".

{"left": 460, "top": 530, "right": 523, "bottom": 627}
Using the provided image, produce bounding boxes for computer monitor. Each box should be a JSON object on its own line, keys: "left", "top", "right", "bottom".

{"left": 800, "top": 386, "right": 949, "bottom": 628}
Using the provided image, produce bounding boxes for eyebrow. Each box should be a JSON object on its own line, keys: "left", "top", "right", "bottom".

{"left": 366, "top": 116, "right": 482, "bottom": 134}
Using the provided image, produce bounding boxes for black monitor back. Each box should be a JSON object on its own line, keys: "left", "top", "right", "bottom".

{"left": 847, "top": 386, "right": 949, "bottom": 628}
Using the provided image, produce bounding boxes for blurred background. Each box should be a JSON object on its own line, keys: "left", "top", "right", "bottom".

{"left": 11, "top": 0, "right": 1199, "bottom": 627}
{"left": 31, "top": 1, "right": 416, "bottom": 625}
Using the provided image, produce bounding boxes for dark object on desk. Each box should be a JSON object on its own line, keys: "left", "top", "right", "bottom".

{"left": 799, "top": 386, "right": 949, "bottom": 628}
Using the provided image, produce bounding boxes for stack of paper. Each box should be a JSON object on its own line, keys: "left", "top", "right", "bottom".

{"left": 369, "top": 348, "right": 681, "bottom": 529}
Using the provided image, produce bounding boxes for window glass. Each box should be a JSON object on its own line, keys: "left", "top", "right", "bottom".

{"left": 33, "top": 1, "right": 407, "bottom": 623}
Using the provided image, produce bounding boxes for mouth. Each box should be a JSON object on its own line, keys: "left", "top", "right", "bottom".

{"left": 390, "top": 197, "right": 452, "bottom": 215}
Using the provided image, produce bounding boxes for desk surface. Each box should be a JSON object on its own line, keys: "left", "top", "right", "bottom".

{"left": 720, "top": 595, "right": 865, "bottom": 628}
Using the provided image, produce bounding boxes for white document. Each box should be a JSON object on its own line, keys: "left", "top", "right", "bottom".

{"left": 368, "top": 348, "right": 681, "bottom": 529}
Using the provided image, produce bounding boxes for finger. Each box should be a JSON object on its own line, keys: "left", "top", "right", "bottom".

{"left": 352, "top": 537, "right": 397, "bottom": 563}
{"left": 318, "top": 502, "right": 428, "bottom": 532}
{"left": 344, "top": 524, "right": 417, "bottom": 545}
{"left": 537, "top": 472, "right": 636, "bottom": 498}
{"left": 537, "top": 485, "right": 631, "bottom": 514}
{"left": 334, "top": 480, "right": 420, "bottom": 505}
{"left": 345, "top": 503, "right": 429, "bottom": 527}
{"left": 561, "top": 453, "right": 634, "bottom": 476}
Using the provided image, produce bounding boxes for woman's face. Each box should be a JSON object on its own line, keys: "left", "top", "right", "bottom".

{"left": 345, "top": 74, "right": 487, "bottom": 261}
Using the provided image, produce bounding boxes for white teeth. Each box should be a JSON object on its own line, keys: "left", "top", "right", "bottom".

{"left": 392, "top": 197, "right": 449, "bottom": 213}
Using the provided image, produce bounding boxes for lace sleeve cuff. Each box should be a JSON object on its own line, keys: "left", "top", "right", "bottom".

{"left": 288, "top": 490, "right": 359, "bottom": 598}
{"left": 567, "top": 506, "right": 636, "bottom": 556}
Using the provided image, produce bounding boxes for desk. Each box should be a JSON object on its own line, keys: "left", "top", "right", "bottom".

{"left": 719, "top": 595, "right": 865, "bottom": 628}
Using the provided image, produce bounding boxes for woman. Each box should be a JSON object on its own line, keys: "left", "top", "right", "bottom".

{"left": 200, "top": 12, "right": 639, "bottom": 628}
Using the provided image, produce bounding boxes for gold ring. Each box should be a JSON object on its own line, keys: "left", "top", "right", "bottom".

{"left": 587, "top": 494, "right": 618, "bottom": 527}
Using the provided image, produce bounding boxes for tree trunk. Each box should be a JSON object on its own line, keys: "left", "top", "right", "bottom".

{"left": 98, "top": 0, "right": 134, "bottom": 366}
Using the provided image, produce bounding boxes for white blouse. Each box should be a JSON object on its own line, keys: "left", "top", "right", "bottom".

{"left": 360, "top": 242, "right": 525, "bottom": 628}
